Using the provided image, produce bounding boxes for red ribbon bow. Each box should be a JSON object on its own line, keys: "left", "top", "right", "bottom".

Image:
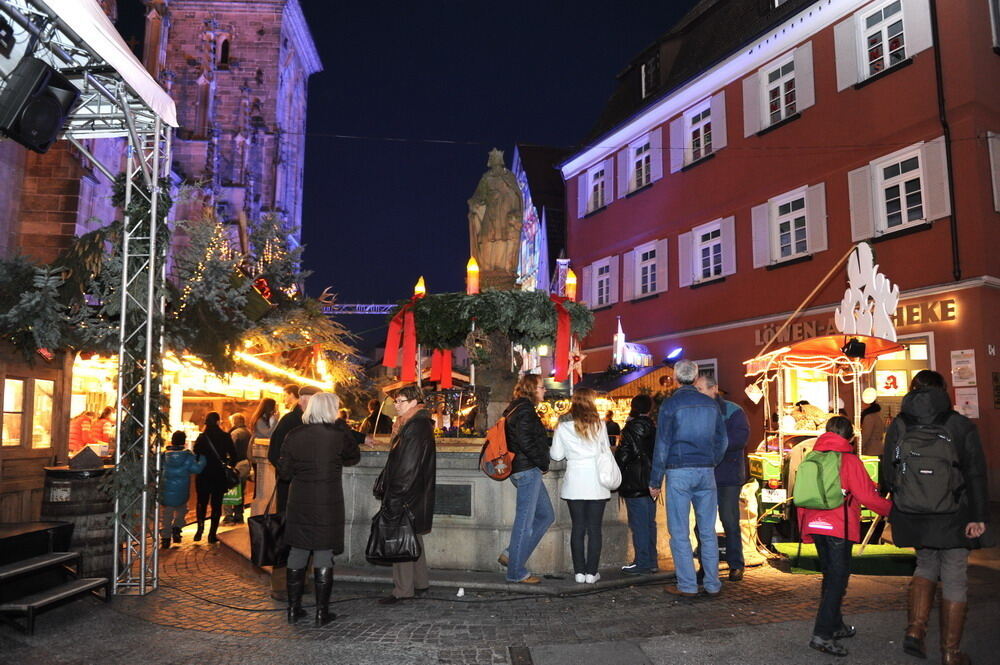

{"left": 550, "top": 294, "right": 571, "bottom": 382}
{"left": 429, "top": 349, "right": 453, "bottom": 389}
{"left": 383, "top": 296, "right": 421, "bottom": 382}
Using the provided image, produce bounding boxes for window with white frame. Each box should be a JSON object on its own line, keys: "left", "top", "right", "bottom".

{"left": 834, "top": 0, "right": 933, "bottom": 91}
{"left": 687, "top": 102, "right": 712, "bottom": 163}
{"left": 589, "top": 165, "right": 607, "bottom": 212}
{"left": 991, "top": 0, "right": 1000, "bottom": 50}
{"left": 774, "top": 195, "right": 808, "bottom": 259}
{"left": 764, "top": 59, "right": 796, "bottom": 126}
{"left": 633, "top": 142, "right": 652, "bottom": 190}
{"left": 752, "top": 183, "right": 827, "bottom": 268}
{"left": 696, "top": 224, "right": 723, "bottom": 281}
{"left": 595, "top": 263, "right": 611, "bottom": 307}
{"left": 863, "top": 1, "right": 906, "bottom": 76}
{"left": 848, "top": 137, "right": 950, "bottom": 241}
{"left": 679, "top": 218, "right": 735, "bottom": 287}
{"left": 695, "top": 359, "right": 718, "bottom": 383}
{"left": 877, "top": 152, "right": 923, "bottom": 230}
{"left": 638, "top": 245, "right": 657, "bottom": 296}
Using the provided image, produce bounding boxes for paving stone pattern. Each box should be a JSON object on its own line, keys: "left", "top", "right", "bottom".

{"left": 3, "top": 535, "right": 998, "bottom": 665}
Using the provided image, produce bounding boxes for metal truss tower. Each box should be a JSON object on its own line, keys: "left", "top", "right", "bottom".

{"left": 0, "top": 0, "right": 175, "bottom": 594}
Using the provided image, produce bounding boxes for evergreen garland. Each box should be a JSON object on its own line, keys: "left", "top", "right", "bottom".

{"left": 396, "top": 289, "right": 594, "bottom": 350}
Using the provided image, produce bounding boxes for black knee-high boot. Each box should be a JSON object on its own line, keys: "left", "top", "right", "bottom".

{"left": 286, "top": 568, "right": 307, "bottom": 624}
{"left": 314, "top": 567, "right": 335, "bottom": 626}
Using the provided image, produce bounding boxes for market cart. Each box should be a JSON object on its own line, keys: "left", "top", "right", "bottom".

{"left": 743, "top": 334, "right": 903, "bottom": 545}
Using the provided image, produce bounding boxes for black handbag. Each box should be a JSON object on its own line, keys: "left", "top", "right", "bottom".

{"left": 365, "top": 504, "right": 422, "bottom": 566}
{"left": 204, "top": 436, "right": 240, "bottom": 489}
{"left": 248, "top": 487, "right": 289, "bottom": 567}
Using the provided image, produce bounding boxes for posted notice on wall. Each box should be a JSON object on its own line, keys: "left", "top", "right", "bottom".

{"left": 950, "top": 349, "right": 977, "bottom": 387}
{"left": 954, "top": 387, "right": 979, "bottom": 419}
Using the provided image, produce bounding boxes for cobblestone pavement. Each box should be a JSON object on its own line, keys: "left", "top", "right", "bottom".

{"left": 2, "top": 527, "right": 998, "bottom": 665}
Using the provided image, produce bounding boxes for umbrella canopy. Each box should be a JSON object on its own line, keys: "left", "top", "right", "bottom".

{"left": 745, "top": 334, "right": 904, "bottom": 376}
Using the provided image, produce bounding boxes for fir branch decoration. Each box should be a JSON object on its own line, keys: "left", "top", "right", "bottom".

{"left": 395, "top": 290, "right": 594, "bottom": 351}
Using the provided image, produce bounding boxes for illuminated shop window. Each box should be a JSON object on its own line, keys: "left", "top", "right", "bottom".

{"left": 32, "top": 379, "right": 54, "bottom": 449}
{"left": 864, "top": 1, "right": 906, "bottom": 76}
{"left": 2, "top": 378, "right": 24, "bottom": 447}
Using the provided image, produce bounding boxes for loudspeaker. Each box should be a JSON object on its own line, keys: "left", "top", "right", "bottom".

{"left": 841, "top": 337, "right": 867, "bottom": 359}
{"left": 0, "top": 56, "right": 80, "bottom": 153}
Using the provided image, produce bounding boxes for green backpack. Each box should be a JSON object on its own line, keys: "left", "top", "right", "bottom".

{"left": 793, "top": 451, "right": 844, "bottom": 509}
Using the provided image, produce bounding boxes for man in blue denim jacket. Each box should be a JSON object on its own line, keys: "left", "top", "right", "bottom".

{"left": 649, "top": 360, "right": 728, "bottom": 598}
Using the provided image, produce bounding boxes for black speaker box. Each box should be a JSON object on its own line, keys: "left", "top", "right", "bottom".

{"left": 0, "top": 56, "right": 80, "bottom": 153}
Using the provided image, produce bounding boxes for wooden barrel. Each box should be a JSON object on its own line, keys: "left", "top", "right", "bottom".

{"left": 41, "top": 466, "right": 115, "bottom": 579}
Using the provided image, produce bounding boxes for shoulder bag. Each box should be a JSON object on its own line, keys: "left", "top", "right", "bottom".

{"left": 365, "top": 443, "right": 422, "bottom": 565}
{"left": 596, "top": 427, "right": 622, "bottom": 491}
{"left": 204, "top": 435, "right": 240, "bottom": 489}
{"left": 247, "top": 485, "right": 289, "bottom": 567}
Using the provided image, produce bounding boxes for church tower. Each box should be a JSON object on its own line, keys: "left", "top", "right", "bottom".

{"left": 143, "top": 0, "right": 321, "bottom": 249}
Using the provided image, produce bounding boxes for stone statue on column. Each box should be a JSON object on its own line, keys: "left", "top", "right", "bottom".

{"left": 467, "top": 149, "right": 523, "bottom": 290}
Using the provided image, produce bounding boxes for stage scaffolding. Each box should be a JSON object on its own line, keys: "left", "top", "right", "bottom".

{"left": 0, "top": 0, "right": 176, "bottom": 595}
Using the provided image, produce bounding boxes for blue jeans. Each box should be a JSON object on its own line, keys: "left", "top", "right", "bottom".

{"left": 506, "top": 468, "right": 555, "bottom": 582}
{"left": 813, "top": 534, "right": 853, "bottom": 639}
{"left": 624, "top": 496, "right": 658, "bottom": 570}
{"left": 666, "top": 467, "right": 720, "bottom": 594}
{"left": 717, "top": 484, "right": 744, "bottom": 570}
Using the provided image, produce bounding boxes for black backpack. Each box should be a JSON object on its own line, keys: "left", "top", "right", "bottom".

{"left": 891, "top": 411, "right": 963, "bottom": 514}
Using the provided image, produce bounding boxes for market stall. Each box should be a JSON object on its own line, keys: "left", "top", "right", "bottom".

{"left": 743, "top": 334, "right": 902, "bottom": 543}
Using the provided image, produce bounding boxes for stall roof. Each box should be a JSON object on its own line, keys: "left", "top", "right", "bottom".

{"left": 47, "top": 0, "right": 177, "bottom": 126}
{"left": 574, "top": 365, "right": 672, "bottom": 397}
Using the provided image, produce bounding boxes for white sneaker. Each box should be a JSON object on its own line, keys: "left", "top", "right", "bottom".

{"left": 585, "top": 573, "right": 600, "bottom": 584}
{"left": 574, "top": 573, "right": 586, "bottom": 583}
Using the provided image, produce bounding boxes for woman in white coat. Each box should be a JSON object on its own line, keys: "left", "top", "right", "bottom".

{"left": 550, "top": 388, "right": 611, "bottom": 584}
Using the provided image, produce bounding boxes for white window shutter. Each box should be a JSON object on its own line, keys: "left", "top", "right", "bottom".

{"left": 848, "top": 164, "right": 876, "bottom": 240}
{"left": 795, "top": 41, "right": 816, "bottom": 112}
{"left": 902, "top": 0, "right": 934, "bottom": 57}
{"left": 678, "top": 232, "right": 693, "bottom": 287}
{"left": 655, "top": 237, "right": 669, "bottom": 292}
{"left": 622, "top": 250, "right": 636, "bottom": 301}
{"left": 720, "top": 216, "right": 736, "bottom": 277}
{"left": 805, "top": 182, "right": 828, "bottom": 254}
{"left": 649, "top": 127, "right": 664, "bottom": 183}
{"left": 669, "top": 117, "right": 684, "bottom": 173}
{"left": 711, "top": 91, "right": 727, "bottom": 151}
{"left": 577, "top": 174, "right": 588, "bottom": 218}
{"left": 617, "top": 150, "right": 630, "bottom": 198}
{"left": 580, "top": 265, "right": 593, "bottom": 307}
{"left": 834, "top": 15, "right": 859, "bottom": 91}
{"left": 742, "top": 72, "right": 761, "bottom": 137}
{"left": 920, "top": 136, "right": 951, "bottom": 221}
{"left": 608, "top": 255, "right": 620, "bottom": 305}
{"left": 751, "top": 202, "right": 771, "bottom": 268}
{"left": 988, "top": 131, "right": 1000, "bottom": 213}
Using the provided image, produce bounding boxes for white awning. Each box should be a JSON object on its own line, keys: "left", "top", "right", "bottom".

{"left": 46, "top": 0, "right": 177, "bottom": 127}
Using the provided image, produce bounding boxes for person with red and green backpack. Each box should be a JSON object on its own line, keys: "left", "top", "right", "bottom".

{"left": 794, "top": 416, "right": 893, "bottom": 657}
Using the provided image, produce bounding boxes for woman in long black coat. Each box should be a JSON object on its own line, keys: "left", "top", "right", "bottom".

{"left": 278, "top": 392, "right": 361, "bottom": 626}
{"left": 192, "top": 411, "right": 237, "bottom": 544}
{"left": 375, "top": 384, "right": 436, "bottom": 604}
{"left": 880, "top": 371, "right": 990, "bottom": 664}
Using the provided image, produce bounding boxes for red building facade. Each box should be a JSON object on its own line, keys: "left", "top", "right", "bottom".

{"left": 561, "top": 0, "right": 1000, "bottom": 494}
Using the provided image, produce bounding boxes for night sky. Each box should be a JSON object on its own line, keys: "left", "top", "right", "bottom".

{"left": 296, "top": 1, "right": 699, "bottom": 351}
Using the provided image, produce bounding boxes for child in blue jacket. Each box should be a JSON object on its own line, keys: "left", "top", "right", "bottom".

{"left": 160, "top": 431, "right": 206, "bottom": 548}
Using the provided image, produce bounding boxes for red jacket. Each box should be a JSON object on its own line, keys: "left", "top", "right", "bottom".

{"left": 797, "top": 432, "right": 892, "bottom": 543}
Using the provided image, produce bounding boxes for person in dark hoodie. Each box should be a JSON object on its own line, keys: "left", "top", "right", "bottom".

{"left": 880, "top": 370, "right": 989, "bottom": 665}
{"left": 192, "top": 412, "right": 238, "bottom": 543}
{"left": 798, "top": 416, "right": 892, "bottom": 657}
{"left": 614, "top": 394, "right": 658, "bottom": 575}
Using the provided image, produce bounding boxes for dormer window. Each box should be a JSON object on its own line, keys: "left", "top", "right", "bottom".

{"left": 640, "top": 53, "right": 659, "bottom": 99}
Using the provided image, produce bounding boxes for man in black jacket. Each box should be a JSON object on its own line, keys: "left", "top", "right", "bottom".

{"left": 498, "top": 374, "right": 554, "bottom": 584}
{"left": 881, "top": 370, "right": 989, "bottom": 665}
{"left": 615, "top": 394, "right": 658, "bottom": 574}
